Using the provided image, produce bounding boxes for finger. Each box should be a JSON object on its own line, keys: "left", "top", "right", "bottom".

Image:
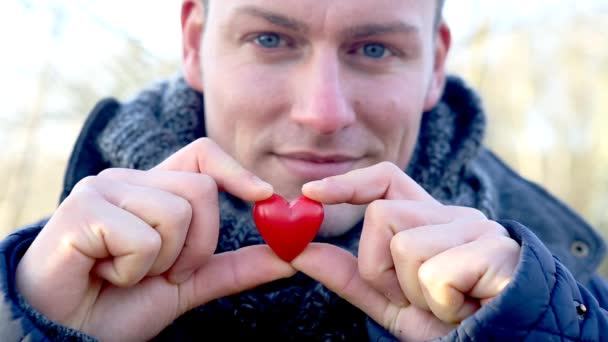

{"left": 302, "top": 161, "right": 438, "bottom": 205}
{"left": 74, "top": 246, "right": 295, "bottom": 341}
{"left": 178, "top": 245, "right": 296, "bottom": 313}
{"left": 65, "top": 187, "right": 162, "bottom": 287}
{"left": 79, "top": 177, "right": 192, "bottom": 277}
{"left": 359, "top": 201, "right": 485, "bottom": 305}
{"left": 98, "top": 169, "right": 220, "bottom": 283}
{"left": 390, "top": 220, "right": 507, "bottom": 312}
{"left": 291, "top": 243, "right": 393, "bottom": 326}
{"left": 153, "top": 138, "right": 273, "bottom": 201}
{"left": 13, "top": 185, "right": 170, "bottom": 320}
{"left": 291, "top": 243, "right": 455, "bottom": 341}
{"left": 418, "top": 235, "right": 520, "bottom": 323}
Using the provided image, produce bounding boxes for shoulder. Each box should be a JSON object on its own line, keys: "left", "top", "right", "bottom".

{"left": 472, "top": 149, "right": 606, "bottom": 284}
{"left": 60, "top": 98, "right": 122, "bottom": 202}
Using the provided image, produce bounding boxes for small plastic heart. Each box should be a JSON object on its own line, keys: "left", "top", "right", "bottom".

{"left": 253, "top": 194, "right": 324, "bottom": 262}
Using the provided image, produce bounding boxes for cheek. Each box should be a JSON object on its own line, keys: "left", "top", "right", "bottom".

{"left": 202, "top": 61, "right": 290, "bottom": 160}
{"left": 378, "top": 102, "right": 422, "bottom": 166}
{"left": 355, "top": 78, "right": 426, "bottom": 166}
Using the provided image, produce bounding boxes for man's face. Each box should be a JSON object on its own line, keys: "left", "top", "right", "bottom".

{"left": 183, "top": 0, "right": 450, "bottom": 236}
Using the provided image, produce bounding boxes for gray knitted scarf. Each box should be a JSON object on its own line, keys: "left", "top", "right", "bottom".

{"left": 97, "top": 74, "right": 493, "bottom": 341}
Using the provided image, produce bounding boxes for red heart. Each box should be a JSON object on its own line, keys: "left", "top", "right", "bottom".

{"left": 253, "top": 194, "right": 324, "bottom": 262}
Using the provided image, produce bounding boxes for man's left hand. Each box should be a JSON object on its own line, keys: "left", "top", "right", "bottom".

{"left": 294, "top": 162, "right": 520, "bottom": 341}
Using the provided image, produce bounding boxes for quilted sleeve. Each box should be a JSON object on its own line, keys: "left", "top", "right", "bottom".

{"left": 366, "top": 220, "right": 608, "bottom": 341}
{"left": 0, "top": 222, "right": 97, "bottom": 342}
{"left": 441, "top": 220, "right": 608, "bottom": 341}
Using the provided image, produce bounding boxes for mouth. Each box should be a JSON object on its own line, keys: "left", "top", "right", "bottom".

{"left": 273, "top": 151, "right": 361, "bottom": 181}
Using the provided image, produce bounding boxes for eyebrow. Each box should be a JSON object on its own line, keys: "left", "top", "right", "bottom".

{"left": 342, "top": 22, "right": 420, "bottom": 40}
{"left": 233, "top": 5, "right": 419, "bottom": 39}
{"left": 235, "top": 6, "right": 309, "bottom": 33}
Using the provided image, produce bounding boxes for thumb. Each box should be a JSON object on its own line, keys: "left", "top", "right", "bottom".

{"left": 154, "top": 138, "right": 273, "bottom": 202}
{"left": 291, "top": 243, "right": 392, "bottom": 326}
{"left": 177, "top": 245, "right": 296, "bottom": 313}
{"left": 292, "top": 243, "right": 458, "bottom": 341}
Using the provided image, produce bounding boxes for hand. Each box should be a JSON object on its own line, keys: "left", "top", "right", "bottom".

{"left": 16, "top": 138, "right": 296, "bottom": 341}
{"left": 294, "top": 162, "right": 520, "bottom": 341}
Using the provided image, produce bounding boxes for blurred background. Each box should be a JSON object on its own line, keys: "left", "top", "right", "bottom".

{"left": 1, "top": 1, "right": 607, "bottom": 274}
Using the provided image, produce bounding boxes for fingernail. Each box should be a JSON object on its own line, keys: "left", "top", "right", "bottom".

{"left": 253, "top": 176, "right": 273, "bottom": 193}
{"left": 169, "top": 270, "right": 193, "bottom": 284}
{"left": 302, "top": 180, "right": 325, "bottom": 193}
{"left": 250, "top": 174, "right": 267, "bottom": 186}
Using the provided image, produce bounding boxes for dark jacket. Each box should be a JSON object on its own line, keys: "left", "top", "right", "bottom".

{"left": 1, "top": 97, "right": 608, "bottom": 341}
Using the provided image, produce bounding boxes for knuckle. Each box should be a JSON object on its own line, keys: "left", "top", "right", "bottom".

{"left": 190, "top": 243, "right": 216, "bottom": 263}
{"left": 449, "top": 206, "right": 487, "bottom": 220}
{"left": 169, "top": 196, "right": 194, "bottom": 228}
{"left": 72, "top": 176, "right": 101, "bottom": 193}
{"left": 56, "top": 191, "right": 97, "bottom": 228}
{"left": 494, "top": 234, "right": 520, "bottom": 253}
{"left": 417, "top": 261, "right": 440, "bottom": 287}
{"left": 65, "top": 181, "right": 105, "bottom": 215}
{"left": 390, "top": 229, "right": 419, "bottom": 259}
{"left": 111, "top": 277, "right": 132, "bottom": 288}
{"left": 197, "top": 174, "right": 219, "bottom": 194}
{"left": 480, "top": 220, "right": 509, "bottom": 237}
{"left": 110, "top": 231, "right": 161, "bottom": 287}
{"left": 55, "top": 186, "right": 111, "bottom": 237}
{"left": 378, "top": 161, "right": 400, "bottom": 174}
{"left": 140, "top": 230, "right": 163, "bottom": 258}
{"left": 113, "top": 269, "right": 143, "bottom": 288}
{"left": 113, "top": 279, "right": 129, "bottom": 287}
{"left": 97, "top": 168, "right": 127, "bottom": 179}
{"left": 364, "top": 200, "right": 388, "bottom": 222}
{"left": 190, "top": 175, "right": 219, "bottom": 207}
{"left": 389, "top": 233, "right": 409, "bottom": 259}
{"left": 358, "top": 261, "right": 378, "bottom": 282}
{"left": 182, "top": 172, "right": 218, "bottom": 195}
{"left": 98, "top": 167, "right": 144, "bottom": 182}
{"left": 444, "top": 205, "right": 487, "bottom": 221}
{"left": 118, "top": 269, "right": 148, "bottom": 288}
{"left": 66, "top": 185, "right": 98, "bottom": 204}
{"left": 193, "top": 137, "right": 216, "bottom": 152}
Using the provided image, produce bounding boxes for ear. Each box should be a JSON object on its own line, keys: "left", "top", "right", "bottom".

{"left": 182, "top": 0, "right": 206, "bottom": 92}
{"left": 423, "top": 21, "right": 452, "bottom": 111}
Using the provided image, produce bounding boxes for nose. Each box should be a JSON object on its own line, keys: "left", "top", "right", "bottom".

{"left": 290, "top": 49, "right": 355, "bottom": 135}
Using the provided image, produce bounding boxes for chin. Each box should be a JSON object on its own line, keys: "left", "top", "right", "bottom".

{"left": 317, "top": 203, "right": 367, "bottom": 238}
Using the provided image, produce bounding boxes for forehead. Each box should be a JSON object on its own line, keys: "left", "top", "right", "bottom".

{"left": 210, "top": 0, "right": 437, "bottom": 34}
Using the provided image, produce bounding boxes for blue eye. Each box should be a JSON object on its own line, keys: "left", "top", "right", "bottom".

{"left": 255, "top": 33, "right": 283, "bottom": 48}
{"left": 362, "top": 43, "right": 388, "bottom": 58}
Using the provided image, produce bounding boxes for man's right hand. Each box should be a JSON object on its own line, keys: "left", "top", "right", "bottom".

{"left": 15, "top": 138, "right": 296, "bottom": 341}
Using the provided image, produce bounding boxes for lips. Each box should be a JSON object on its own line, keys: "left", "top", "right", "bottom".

{"left": 280, "top": 152, "right": 357, "bottom": 163}
{"left": 274, "top": 151, "right": 361, "bottom": 180}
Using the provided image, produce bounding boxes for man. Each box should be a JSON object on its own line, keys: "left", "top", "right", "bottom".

{"left": 2, "top": 0, "right": 607, "bottom": 340}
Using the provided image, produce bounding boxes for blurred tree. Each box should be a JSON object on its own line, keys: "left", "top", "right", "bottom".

{"left": 0, "top": 2, "right": 178, "bottom": 232}
{"left": 448, "top": 12, "right": 608, "bottom": 275}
